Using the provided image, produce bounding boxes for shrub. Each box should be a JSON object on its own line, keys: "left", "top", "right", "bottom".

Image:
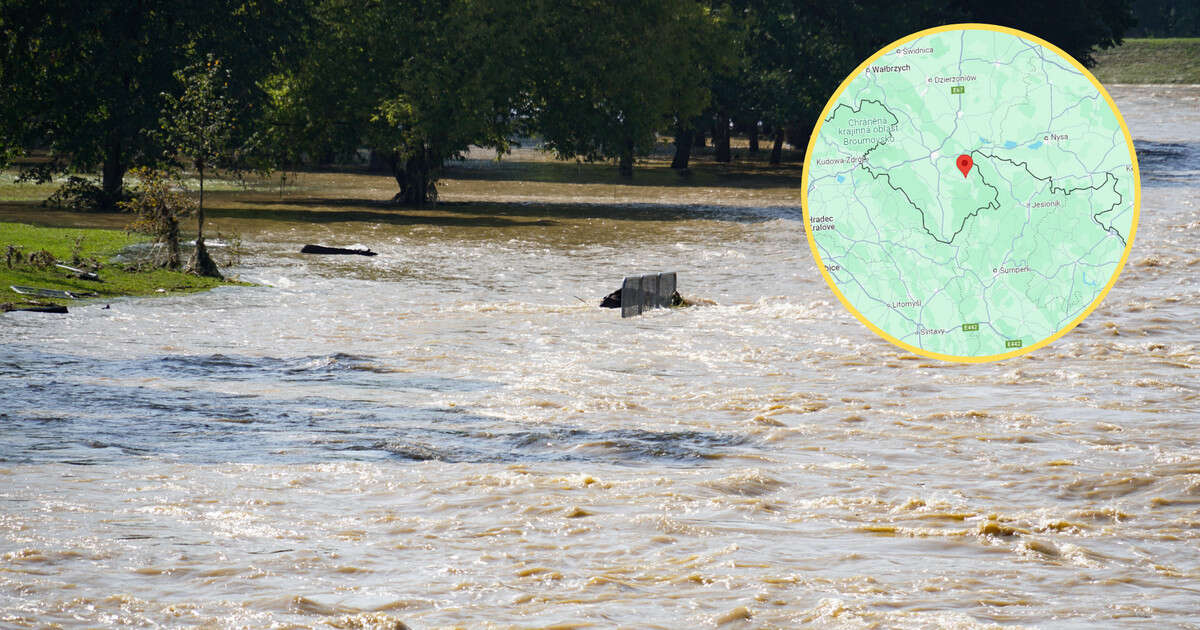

{"left": 119, "top": 168, "right": 196, "bottom": 270}
{"left": 26, "top": 248, "right": 56, "bottom": 268}
{"left": 44, "top": 176, "right": 111, "bottom": 211}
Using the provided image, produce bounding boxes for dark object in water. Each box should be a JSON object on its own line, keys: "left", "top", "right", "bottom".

{"left": 56, "top": 263, "right": 101, "bottom": 281}
{"left": 600, "top": 272, "right": 682, "bottom": 317}
{"left": 601, "top": 287, "right": 684, "bottom": 309}
{"left": 10, "top": 285, "right": 95, "bottom": 299}
{"left": 2, "top": 301, "right": 68, "bottom": 314}
{"left": 300, "top": 244, "right": 378, "bottom": 256}
{"left": 600, "top": 289, "right": 622, "bottom": 308}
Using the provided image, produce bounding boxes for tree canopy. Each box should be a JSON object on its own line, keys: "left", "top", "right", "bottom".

{"left": 0, "top": 0, "right": 305, "bottom": 206}
{"left": 267, "top": 0, "right": 534, "bottom": 204}
{"left": 1128, "top": 0, "right": 1200, "bottom": 37}
{"left": 1, "top": 0, "right": 1138, "bottom": 207}
{"left": 527, "top": 0, "right": 724, "bottom": 177}
{"left": 161, "top": 55, "right": 246, "bottom": 278}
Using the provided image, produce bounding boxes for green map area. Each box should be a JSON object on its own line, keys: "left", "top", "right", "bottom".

{"left": 805, "top": 27, "right": 1137, "bottom": 358}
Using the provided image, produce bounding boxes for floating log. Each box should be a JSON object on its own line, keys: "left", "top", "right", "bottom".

{"left": 300, "top": 244, "right": 378, "bottom": 256}
{"left": 1, "top": 301, "right": 68, "bottom": 314}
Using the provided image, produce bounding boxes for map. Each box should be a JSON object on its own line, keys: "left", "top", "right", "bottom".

{"left": 802, "top": 24, "right": 1139, "bottom": 361}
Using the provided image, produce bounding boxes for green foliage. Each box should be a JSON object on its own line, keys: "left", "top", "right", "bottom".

{"left": 1, "top": 0, "right": 1138, "bottom": 203}
{"left": 950, "top": 0, "right": 1136, "bottom": 67}
{"left": 160, "top": 55, "right": 249, "bottom": 277}
{"left": 738, "top": 0, "right": 944, "bottom": 142}
{"left": 269, "top": 0, "right": 531, "bottom": 204}
{"left": 161, "top": 57, "right": 240, "bottom": 179}
{"left": 528, "top": 0, "right": 720, "bottom": 176}
{"left": 43, "top": 176, "right": 113, "bottom": 212}
{"left": 1130, "top": 0, "right": 1200, "bottom": 37}
{"left": 0, "top": 0, "right": 306, "bottom": 206}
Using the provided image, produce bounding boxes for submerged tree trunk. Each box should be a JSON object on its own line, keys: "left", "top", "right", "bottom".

{"left": 187, "top": 239, "right": 222, "bottom": 278}
{"left": 186, "top": 162, "right": 222, "bottom": 279}
{"left": 714, "top": 112, "right": 731, "bottom": 163}
{"left": 769, "top": 128, "right": 784, "bottom": 165}
{"left": 618, "top": 137, "right": 634, "bottom": 178}
{"left": 196, "top": 164, "right": 205, "bottom": 244}
{"left": 101, "top": 134, "right": 125, "bottom": 210}
{"left": 162, "top": 215, "right": 181, "bottom": 270}
{"left": 671, "top": 126, "right": 694, "bottom": 170}
{"left": 391, "top": 147, "right": 440, "bottom": 206}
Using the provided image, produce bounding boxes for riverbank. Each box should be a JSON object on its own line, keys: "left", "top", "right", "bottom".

{"left": 1091, "top": 37, "right": 1200, "bottom": 84}
{"left": 0, "top": 85, "right": 1195, "bottom": 628}
{"left": 0, "top": 221, "right": 230, "bottom": 309}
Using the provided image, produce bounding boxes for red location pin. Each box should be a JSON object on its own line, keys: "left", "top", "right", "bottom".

{"left": 956, "top": 154, "right": 974, "bottom": 178}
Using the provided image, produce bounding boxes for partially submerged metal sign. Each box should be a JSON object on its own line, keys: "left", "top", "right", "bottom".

{"left": 621, "top": 272, "right": 676, "bottom": 318}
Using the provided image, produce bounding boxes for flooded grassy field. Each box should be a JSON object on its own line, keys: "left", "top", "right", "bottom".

{"left": 1, "top": 85, "right": 1198, "bottom": 628}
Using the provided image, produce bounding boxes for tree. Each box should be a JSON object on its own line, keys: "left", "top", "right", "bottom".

{"left": 950, "top": 0, "right": 1136, "bottom": 67}
{"left": 160, "top": 56, "right": 241, "bottom": 278}
{"left": 1129, "top": 0, "right": 1200, "bottom": 37}
{"left": 529, "top": 0, "right": 720, "bottom": 177}
{"left": 732, "top": 1, "right": 851, "bottom": 164}
{"left": 0, "top": 0, "right": 305, "bottom": 208}
{"left": 119, "top": 167, "right": 195, "bottom": 270}
{"left": 670, "top": 1, "right": 748, "bottom": 171}
{"left": 270, "top": 0, "right": 530, "bottom": 205}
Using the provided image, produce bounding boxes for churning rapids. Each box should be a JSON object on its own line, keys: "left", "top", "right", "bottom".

{"left": 2, "top": 86, "right": 1198, "bottom": 628}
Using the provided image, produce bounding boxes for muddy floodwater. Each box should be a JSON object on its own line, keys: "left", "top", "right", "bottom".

{"left": 1, "top": 86, "right": 1198, "bottom": 628}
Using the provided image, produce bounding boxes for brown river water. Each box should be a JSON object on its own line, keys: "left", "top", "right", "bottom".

{"left": 1, "top": 85, "right": 1198, "bottom": 628}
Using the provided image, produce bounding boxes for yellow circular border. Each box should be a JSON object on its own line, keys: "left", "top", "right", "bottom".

{"left": 800, "top": 23, "right": 1141, "bottom": 363}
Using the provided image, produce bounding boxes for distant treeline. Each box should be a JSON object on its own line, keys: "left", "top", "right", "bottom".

{"left": 0, "top": 0, "right": 1137, "bottom": 207}
{"left": 1128, "top": 0, "right": 1200, "bottom": 36}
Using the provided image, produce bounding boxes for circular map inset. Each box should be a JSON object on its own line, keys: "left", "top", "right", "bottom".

{"left": 802, "top": 24, "right": 1139, "bottom": 362}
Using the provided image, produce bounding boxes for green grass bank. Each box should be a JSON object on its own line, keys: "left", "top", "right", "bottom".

{"left": 1, "top": 221, "right": 229, "bottom": 309}
{"left": 1091, "top": 38, "right": 1200, "bottom": 84}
